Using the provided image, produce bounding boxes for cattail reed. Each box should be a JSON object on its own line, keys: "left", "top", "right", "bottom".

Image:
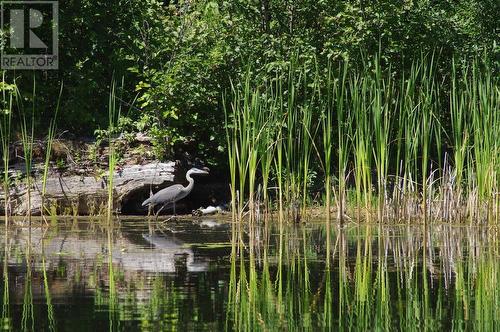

{"left": 224, "top": 53, "right": 499, "bottom": 224}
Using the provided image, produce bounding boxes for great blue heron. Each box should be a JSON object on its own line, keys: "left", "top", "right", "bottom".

{"left": 142, "top": 167, "right": 209, "bottom": 218}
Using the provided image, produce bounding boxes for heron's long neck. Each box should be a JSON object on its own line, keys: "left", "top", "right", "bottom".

{"left": 185, "top": 171, "right": 195, "bottom": 192}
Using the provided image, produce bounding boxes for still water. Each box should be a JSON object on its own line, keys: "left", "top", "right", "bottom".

{"left": 0, "top": 217, "right": 498, "bottom": 331}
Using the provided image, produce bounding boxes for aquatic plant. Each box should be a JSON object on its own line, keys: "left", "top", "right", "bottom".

{"left": 106, "top": 79, "right": 122, "bottom": 222}
{"left": 18, "top": 80, "right": 36, "bottom": 225}
{"left": 224, "top": 52, "right": 499, "bottom": 224}
{"left": 320, "top": 72, "right": 333, "bottom": 221}
{"left": 0, "top": 77, "right": 15, "bottom": 222}
{"left": 41, "top": 84, "right": 64, "bottom": 222}
{"left": 335, "top": 64, "right": 350, "bottom": 224}
{"left": 370, "top": 57, "right": 392, "bottom": 221}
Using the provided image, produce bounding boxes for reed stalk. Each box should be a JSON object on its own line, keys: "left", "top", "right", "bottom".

{"left": 107, "top": 80, "right": 122, "bottom": 222}
{"left": 41, "top": 83, "right": 63, "bottom": 222}
{"left": 18, "top": 80, "right": 36, "bottom": 226}
{"left": 321, "top": 72, "right": 333, "bottom": 221}
{"left": 352, "top": 74, "right": 373, "bottom": 220}
{"left": 224, "top": 53, "right": 498, "bottom": 224}
{"left": 258, "top": 95, "right": 277, "bottom": 219}
{"left": 336, "top": 63, "right": 350, "bottom": 224}
{"left": 450, "top": 59, "right": 469, "bottom": 206}
{"left": 419, "top": 54, "right": 437, "bottom": 224}
{"left": 0, "top": 76, "right": 14, "bottom": 222}
{"left": 371, "top": 56, "right": 392, "bottom": 222}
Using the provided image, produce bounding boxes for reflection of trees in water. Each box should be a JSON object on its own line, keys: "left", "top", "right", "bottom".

{"left": 0, "top": 221, "right": 497, "bottom": 330}
{"left": 3, "top": 221, "right": 219, "bottom": 326}
{"left": 2, "top": 226, "right": 211, "bottom": 277}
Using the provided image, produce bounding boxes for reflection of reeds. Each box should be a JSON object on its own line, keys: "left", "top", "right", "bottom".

{"left": 107, "top": 225, "right": 119, "bottom": 332}
{"left": 21, "top": 228, "right": 34, "bottom": 331}
{"left": 226, "top": 221, "right": 498, "bottom": 330}
{"left": 1, "top": 221, "right": 11, "bottom": 330}
{"left": 41, "top": 231, "right": 56, "bottom": 331}
{"left": 2, "top": 217, "right": 492, "bottom": 330}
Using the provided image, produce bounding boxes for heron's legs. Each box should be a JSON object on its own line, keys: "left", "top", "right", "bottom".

{"left": 155, "top": 204, "right": 167, "bottom": 221}
{"left": 154, "top": 202, "right": 178, "bottom": 223}
{"left": 164, "top": 203, "right": 177, "bottom": 223}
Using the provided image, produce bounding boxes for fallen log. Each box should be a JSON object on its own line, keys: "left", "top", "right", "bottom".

{"left": 0, "top": 162, "right": 175, "bottom": 215}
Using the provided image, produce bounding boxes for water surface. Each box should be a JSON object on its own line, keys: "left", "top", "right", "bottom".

{"left": 0, "top": 218, "right": 498, "bottom": 331}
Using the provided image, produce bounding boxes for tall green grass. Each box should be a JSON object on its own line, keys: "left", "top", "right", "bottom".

{"left": 371, "top": 57, "right": 392, "bottom": 221}
{"left": 106, "top": 80, "right": 122, "bottom": 222}
{"left": 335, "top": 65, "right": 350, "bottom": 224}
{"left": 320, "top": 71, "right": 333, "bottom": 221}
{"left": 18, "top": 80, "right": 36, "bottom": 225}
{"left": 41, "top": 84, "right": 63, "bottom": 222}
{"left": 0, "top": 78, "right": 64, "bottom": 222}
{"left": 225, "top": 59, "right": 322, "bottom": 222}
{"left": 225, "top": 53, "right": 499, "bottom": 224}
{"left": 0, "top": 77, "right": 15, "bottom": 222}
{"left": 351, "top": 72, "right": 373, "bottom": 220}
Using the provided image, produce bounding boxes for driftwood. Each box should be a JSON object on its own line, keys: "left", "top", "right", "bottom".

{"left": 1, "top": 162, "right": 175, "bottom": 215}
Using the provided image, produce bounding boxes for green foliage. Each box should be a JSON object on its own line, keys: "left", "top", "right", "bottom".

{"left": 1, "top": 0, "right": 498, "bottom": 165}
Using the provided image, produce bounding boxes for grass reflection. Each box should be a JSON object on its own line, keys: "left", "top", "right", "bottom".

{"left": 226, "top": 221, "right": 499, "bottom": 331}
{"left": 41, "top": 229, "right": 56, "bottom": 332}
{"left": 21, "top": 228, "right": 33, "bottom": 332}
{"left": 0, "top": 219, "right": 497, "bottom": 331}
{"left": 1, "top": 223, "right": 10, "bottom": 330}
